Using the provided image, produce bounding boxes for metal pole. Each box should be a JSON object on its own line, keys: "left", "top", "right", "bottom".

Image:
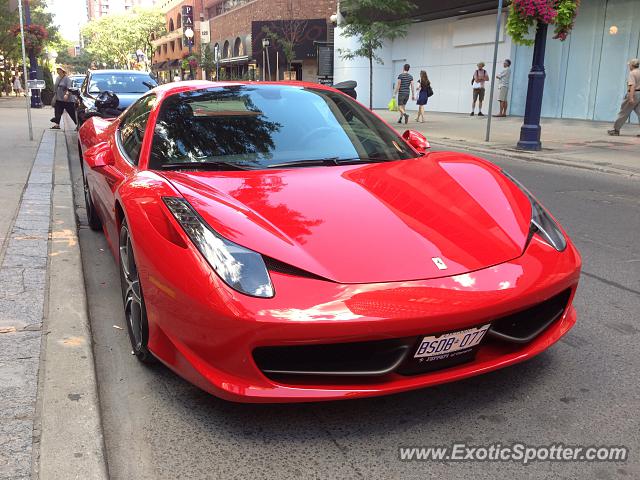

{"left": 276, "top": 50, "right": 279, "bottom": 81}
{"left": 485, "top": 0, "right": 504, "bottom": 142}
{"left": 262, "top": 49, "right": 265, "bottom": 81}
{"left": 188, "top": 40, "right": 194, "bottom": 79}
{"left": 24, "top": 0, "right": 42, "bottom": 108}
{"left": 517, "top": 22, "right": 548, "bottom": 150}
{"left": 266, "top": 46, "right": 271, "bottom": 80}
{"left": 18, "top": 0, "right": 33, "bottom": 140}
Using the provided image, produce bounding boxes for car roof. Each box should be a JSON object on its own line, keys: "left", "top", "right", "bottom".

{"left": 88, "top": 69, "right": 153, "bottom": 76}
{"left": 150, "top": 80, "right": 339, "bottom": 98}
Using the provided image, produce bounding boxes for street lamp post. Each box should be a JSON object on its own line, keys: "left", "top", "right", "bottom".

{"left": 23, "top": 0, "right": 42, "bottom": 108}
{"left": 262, "top": 38, "right": 270, "bottom": 81}
{"left": 517, "top": 22, "right": 548, "bottom": 151}
{"left": 184, "top": 27, "right": 194, "bottom": 79}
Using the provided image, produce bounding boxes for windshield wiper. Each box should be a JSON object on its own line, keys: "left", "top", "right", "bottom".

{"left": 142, "top": 81, "right": 156, "bottom": 89}
{"left": 267, "top": 156, "right": 394, "bottom": 169}
{"left": 159, "top": 161, "right": 252, "bottom": 171}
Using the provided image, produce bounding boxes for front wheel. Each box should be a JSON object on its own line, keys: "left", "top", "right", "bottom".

{"left": 83, "top": 174, "right": 102, "bottom": 231}
{"left": 119, "top": 220, "right": 154, "bottom": 363}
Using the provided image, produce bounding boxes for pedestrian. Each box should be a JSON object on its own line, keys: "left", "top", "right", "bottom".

{"left": 415, "top": 70, "right": 430, "bottom": 123}
{"left": 12, "top": 75, "right": 23, "bottom": 96}
{"left": 50, "top": 66, "right": 77, "bottom": 130}
{"left": 173, "top": 73, "right": 181, "bottom": 82}
{"left": 470, "top": 62, "right": 489, "bottom": 116}
{"left": 608, "top": 58, "right": 640, "bottom": 136}
{"left": 394, "top": 63, "right": 414, "bottom": 124}
{"left": 494, "top": 59, "right": 511, "bottom": 117}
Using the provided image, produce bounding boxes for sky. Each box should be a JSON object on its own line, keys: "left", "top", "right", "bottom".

{"left": 48, "top": 0, "right": 87, "bottom": 43}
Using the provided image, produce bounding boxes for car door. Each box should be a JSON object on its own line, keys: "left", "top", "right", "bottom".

{"left": 91, "top": 94, "right": 156, "bottom": 249}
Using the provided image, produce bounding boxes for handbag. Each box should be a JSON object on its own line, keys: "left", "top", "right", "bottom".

{"left": 426, "top": 84, "right": 434, "bottom": 97}
{"left": 388, "top": 97, "right": 398, "bottom": 111}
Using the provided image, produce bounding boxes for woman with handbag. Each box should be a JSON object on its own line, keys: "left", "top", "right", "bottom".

{"left": 50, "top": 66, "right": 76, "bottom": 130}
{"left": 415, "top": 70, "right": 432, "bottom": 123}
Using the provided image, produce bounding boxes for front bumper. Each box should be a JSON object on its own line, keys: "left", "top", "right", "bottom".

{"left": 138, "top": 229, "right": 581, "bottom": 403}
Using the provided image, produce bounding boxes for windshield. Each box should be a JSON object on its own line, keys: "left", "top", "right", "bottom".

{"left": 70, "top": 76, "right": 85, "bottom": 88}
{"left": 88, "top": 73, "right": 156, "bottom": 94}
{"left": 149, "top": 85, "right": 415, "bottom": 170}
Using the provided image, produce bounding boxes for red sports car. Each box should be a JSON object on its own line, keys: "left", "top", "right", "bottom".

{"left": 78, "top": 81, "right": 581, "bottom": 403}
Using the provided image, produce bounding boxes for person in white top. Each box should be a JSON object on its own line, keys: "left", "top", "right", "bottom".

{"left": 12, "top": 76, "right": 23, "bottom": 96}
{"left": 494, "top": 59, "right": 511, "bottom": 117}
{"left": 173, "top": 74, "right": 182, "bottom": 82}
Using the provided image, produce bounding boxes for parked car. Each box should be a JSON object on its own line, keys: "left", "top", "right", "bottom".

{"left": 76, "top": 69, "right": 157, "bottom": 125}
{"left": 77, "top": 81, "right": 581, "bottom": 403}
{"left": 69, "top": 74, "right": 86, "bottom": 89}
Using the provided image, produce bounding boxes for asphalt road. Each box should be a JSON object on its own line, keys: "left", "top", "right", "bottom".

{"left": 68, "top": 137, "right": 640, "bottom": 480}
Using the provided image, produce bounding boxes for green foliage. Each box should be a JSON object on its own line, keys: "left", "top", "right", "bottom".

{"left": 0, "top": 0, "right": 59, "bottom": 63}
{"left": 82, "top": 8, "right": 165, "bottom": 69}
{"left": 199, "top": 43, "right": 215, "bottom": 77}
{"left": 339, "top": 0, "right": 416, "bottom": 108}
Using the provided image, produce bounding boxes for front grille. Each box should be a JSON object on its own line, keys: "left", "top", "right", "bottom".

{"left": 253, "top": 339, "right": 410, "bottom": 378}
{"left": 488, "top": 289, "right": 571, "bottom": 343}
{"left": 253, "top": 289, "right": 572, "bottom": 380}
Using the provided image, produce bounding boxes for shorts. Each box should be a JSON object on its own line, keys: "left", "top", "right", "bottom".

{"left": 397, "top": 93, "right": 409, "bottom": 106}
{"left": 473, "top": 87, "right": 485, "bottom": 103}
{"left": 498, "top": 86, "right": 509, "bottom": 102}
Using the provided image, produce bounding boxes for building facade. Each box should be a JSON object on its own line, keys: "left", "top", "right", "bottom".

{"left": 205, "top": 0, "right": 337, "bottom": 82}
{"left": 87, "top": 0, "right": 157, "bottom": 21}
{"left": 152, "top": 0, "right": 206, "bottom": 82}
{"left": 333, "top": 0, "right": 640, "bottom": 122}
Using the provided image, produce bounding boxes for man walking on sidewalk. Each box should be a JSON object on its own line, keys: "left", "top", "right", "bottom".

{"left": 394, "top": 64, "right": 414, "bottom": 124}
{"left": 608, "top": 58, "right": 640, "bottom": 136}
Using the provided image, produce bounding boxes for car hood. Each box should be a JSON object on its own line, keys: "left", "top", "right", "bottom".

{"left": 160, "top": 152, "right": 532, "bottom": 283}
{"left": 114, "top": 92, "right": 147, "bottom": 109}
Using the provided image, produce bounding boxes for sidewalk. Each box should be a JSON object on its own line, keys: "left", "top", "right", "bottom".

{"left": 377, "top": 109, "right": 640, "bottom": 177}
{"left": 0, "top": 100, "right": 107, "bottom": 480}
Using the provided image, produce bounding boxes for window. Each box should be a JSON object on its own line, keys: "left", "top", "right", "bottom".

{"left": 169, "top": 18, "right": 174, "bottom": 31}
{"left": 119, "top": 95, "right": 156, "bottom": 165}
{"left": 88, "top": 73, "right": 157, "bottom": 94}
{"left": 176, "top": 13, "right": 181, "bottom": 28}
{"left": 150, "top": 86, "right": 414, "bottom": 170}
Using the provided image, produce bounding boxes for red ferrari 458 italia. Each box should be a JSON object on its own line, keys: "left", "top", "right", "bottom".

{"left": 78, "top": 81, "right": 581, "bottom": 403}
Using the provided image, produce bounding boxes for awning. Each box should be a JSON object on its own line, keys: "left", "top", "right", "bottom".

{"left": 361, "top": 0, "right": 497, "bottom": 22}
{"left": 219, "top": 55, "right": 249, "bottom": 65}
{"left": 168, "top": 59, "right": 181, "bottom": 68}
{"left": 152, "top": 61, "right": 167, "bottom": 70}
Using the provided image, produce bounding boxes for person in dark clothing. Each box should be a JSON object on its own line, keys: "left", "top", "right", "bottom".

{"left": 394, "top": 63, "right": 414, "bottom": 124}
{"left": 50, "top": 66, "right": 77, "bottom": 130}
{"left": 415, "top": 70, "right": 430, "bottom": 123}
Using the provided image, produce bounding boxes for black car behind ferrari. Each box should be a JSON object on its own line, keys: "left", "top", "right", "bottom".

{"left": 76, "top": 69, "right": 157, "bottom": 125}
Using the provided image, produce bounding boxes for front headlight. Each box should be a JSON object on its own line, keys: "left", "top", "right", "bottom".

{"left": 163, "top": 197, "right": 274, "bottom": 298}
{"left": 502, "top": 171, "right": 567, "bottom": 252}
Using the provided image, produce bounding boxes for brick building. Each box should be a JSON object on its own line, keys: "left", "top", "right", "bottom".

{"left": 151, "top": 0, "right": 206, "bottom": 82}
{"left": 204, "top": 0, "right": 337, "bottom": 81}
{"left": 86, "top": 0, "right": 157, "bottom": 21}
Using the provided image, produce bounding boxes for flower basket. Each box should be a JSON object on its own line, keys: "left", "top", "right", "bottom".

{"left": 506, "top": 0, "right": 580, "bottom": 45}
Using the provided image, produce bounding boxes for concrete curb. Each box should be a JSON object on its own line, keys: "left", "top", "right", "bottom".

{"left": 36, "top": 131, "right": 109, "bottom": 479}
{"left": 425, "top": 138, "right": 639, "bottom": 178}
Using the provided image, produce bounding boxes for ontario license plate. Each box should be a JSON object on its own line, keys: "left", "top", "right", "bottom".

{"left": 414, "top": 324, "right": 491, "bottom": 361}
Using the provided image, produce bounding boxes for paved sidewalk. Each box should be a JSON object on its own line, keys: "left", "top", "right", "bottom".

{"left": 0, "top": 101, "right": 107, "bottom": 479}
{"left": 378, "top": 109, "right": 640, "bottom": 177}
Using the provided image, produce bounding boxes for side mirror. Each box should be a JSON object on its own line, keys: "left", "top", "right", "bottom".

{"left": 402, "top": 130, "right": 431, "bottom": 155}
{"left": 84, "top": 142, "right": 115, "bottom": 169}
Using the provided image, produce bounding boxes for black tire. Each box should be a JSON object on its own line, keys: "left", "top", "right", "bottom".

{"left": 83, "top": 174, "right": 102, "bottom": 231}
{"left": 78, "top": 139, "right": 84, "bottom": 173}
{"left": 119, "top": 220, "right": 155, "bottom": 363}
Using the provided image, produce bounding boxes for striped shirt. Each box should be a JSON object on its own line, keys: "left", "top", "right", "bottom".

{"left": 397, "top": 72, "right": 413, "bottom": 95}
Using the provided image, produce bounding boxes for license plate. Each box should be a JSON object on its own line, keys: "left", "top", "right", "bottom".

{"left": 414, "top": 324, "right": 491, "bottom": 361}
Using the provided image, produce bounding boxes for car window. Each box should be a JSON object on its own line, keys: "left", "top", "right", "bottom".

{"left": 149, "top": 85, "right": 414, "bottom": 170}
{"left": 119, "top": 95, "right": 156, "bottom": 165}
{"left": 88, "top": 73, "right": 157, "bottom": 94}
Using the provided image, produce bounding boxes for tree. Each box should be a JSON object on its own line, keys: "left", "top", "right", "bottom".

{"left": 261, "top": 0, "right": 307, "bottom": 77}
{"left": 82, "top": 8, "right": 165, "bottom": 69}
{"left": 339, "top": 0, "right": 416, "bottom": 109}
{"left": 199, "top": 43, "right": 215, "bottom": 79}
